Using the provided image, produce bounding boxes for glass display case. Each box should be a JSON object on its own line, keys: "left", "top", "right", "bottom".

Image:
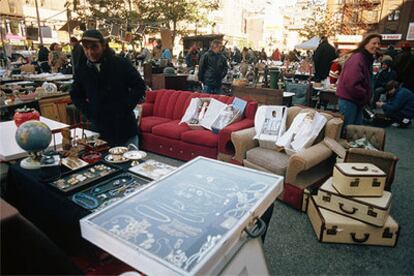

{"left": 80, "top": 157, "right": 283, "bottom": 275}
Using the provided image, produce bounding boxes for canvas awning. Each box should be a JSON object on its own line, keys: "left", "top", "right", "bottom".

{"left": 59, "top": 20, "right": 82, "bottom": 32}
{"left": 295, "top": 36, "right": 320, "bottom": 50}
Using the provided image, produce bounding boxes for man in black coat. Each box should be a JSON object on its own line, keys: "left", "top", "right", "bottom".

{"left": 198, "top": 39, "right": 228, "bottom": 94}
{"left": 70, "top": 37, "right": 85, "bottom": 74}
{"left": 37, "top": 45, "right": 50, "bottom": 73}
{"left": 394, "top": 42, "right": 414, "bottom": 92}
{"left": 70, "top": 30, "right": 146, "bottom": 147}
{"left": 313, "top": 36, "right": 337, "bottom": 82}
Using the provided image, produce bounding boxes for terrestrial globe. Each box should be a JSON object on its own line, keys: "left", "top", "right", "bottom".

{"left": 15, "top": 120, "right": 52, "bottom": 169}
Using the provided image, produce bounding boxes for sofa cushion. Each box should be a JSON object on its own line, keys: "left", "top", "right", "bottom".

{"left": 152, "top": 120, "right": 190, "bottom": 140}
{"left": 246, "top": 147, "right": 290, "bottom": 176}
{"left": 181, "top": 130, "right": 218, "bottom": 148}
{"left": 173, "top": 92, "right": 195, "bottom": 120}
{"left": 140, "top": 116, "right": 171, "bottom": 133}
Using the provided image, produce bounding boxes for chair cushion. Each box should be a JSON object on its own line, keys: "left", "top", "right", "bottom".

{"left": 152, "top": 120, "right": 190, "bottom": 140}
{"left": 139, "top": 116, "right": 171, "bottom": 133}
{"left": 246, "top": 147, "right": 290, "bottom": 176}
{"left": 181, "top": 130, "right": 218, "bottom": 147}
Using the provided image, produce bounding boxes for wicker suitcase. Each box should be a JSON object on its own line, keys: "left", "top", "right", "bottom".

{"left": 332, "top": 163, "right": 386, "bottom": 196}
{"left": 315, "top": 177, "right": 391, "bottom": 227}
{"left": 308, "top": 196, "right": 399, "bottom": 247}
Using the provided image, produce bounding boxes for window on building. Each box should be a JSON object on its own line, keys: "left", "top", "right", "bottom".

{"left": 388, "top": 9, "right": 400, "bottom": 21}
{"left": 393, "top": 10, "right": 400, "bottom": 21}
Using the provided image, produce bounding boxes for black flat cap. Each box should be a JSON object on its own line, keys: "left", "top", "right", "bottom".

{"left": 81, "top": 29, "right": 105, "bottom": 43}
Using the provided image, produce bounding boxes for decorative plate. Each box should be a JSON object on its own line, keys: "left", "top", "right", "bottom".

{"left": 123, "top": 150, "right": 147, "bottom": 161}
{"left": 104, "top": 154, "right": 129, "bottom": 164}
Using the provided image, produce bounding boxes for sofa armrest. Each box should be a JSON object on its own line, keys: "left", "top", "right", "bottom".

{"left": 286, "top": 143, "right": 333, "bottom": 184}
{"left": 230, "top": 127, "right": 258, "bottom": 163}
{"left": 324, "top": 118, "right": 343, "bottom": 140}
{"left": 346, "top": 125, "right": 385, "bottom": 150}
{"left": 218, "top": 119, "right": 255, "bottom": 155}
{"left": 141, "top": 103, "right": 154, "bottom": 117}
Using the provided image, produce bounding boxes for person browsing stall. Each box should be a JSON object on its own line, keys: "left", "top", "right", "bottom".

{"left": 70, "top": 29, "right": 146, "bottom": 147}
{"left": 313, "top": 36, "right": 337, "bottom": 82}
{"left": 376, "top": 81, "right": 414, "bottom": 128}
{"left": 336, "top": 33, "right": 381, "bottom": 131}
{"left": 198, "top": 39, "right": 228, "bottom": 94}
{"left": 372, "top": 55, "right": 397, "bottom": 107}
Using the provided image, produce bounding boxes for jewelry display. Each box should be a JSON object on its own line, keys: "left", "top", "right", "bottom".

{"left": 71, "top": 173, "right": 150, "bottom": 211}
{"left": 82, "top": 158, "right": 283, "bottom": 274}
{"left": 129, "top": 159, "right": 177, "bottom": 180}
{"left": 49, "top": 162, "right": 120, "bottom": 193}
{"left": 61, "top": 156, "right": 89, "bottom": 170}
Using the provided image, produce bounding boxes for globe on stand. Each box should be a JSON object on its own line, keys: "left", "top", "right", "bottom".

{"left": 15, "top": 120, "right": 52, "bottom": 170}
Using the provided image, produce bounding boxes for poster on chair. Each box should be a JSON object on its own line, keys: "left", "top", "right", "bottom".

{"left": 254, "top": 105, "right": 287, "bottom": 142}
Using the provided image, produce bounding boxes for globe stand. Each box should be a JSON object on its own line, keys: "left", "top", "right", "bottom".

{"left": 20, "top": 152, "right": 41, "bottom": 170}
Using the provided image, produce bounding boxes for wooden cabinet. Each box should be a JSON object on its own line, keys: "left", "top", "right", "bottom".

{"left": 39, "top": 94, "right": 71, "bottom": 124}
{"left": 151, "top": 74, "right": 188, "bottom": 91}
{"left": 232, "top": 86, "right": 283, "bottom": 106}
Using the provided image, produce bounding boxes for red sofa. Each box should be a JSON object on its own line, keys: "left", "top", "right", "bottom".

{"left": 139, "top": 89, "right": 258, "bottom": 161}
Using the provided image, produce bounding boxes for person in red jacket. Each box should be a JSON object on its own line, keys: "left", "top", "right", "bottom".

{"left": 271, "top": 48, "right": 281, "bottom": 61}
{"left": 329, "top": 60, "right": 341, "bottom": 84}
{"left": 328, "top": 52, "right": 350, "bottom": 84}
{"left": 336, "top": 33, "right": 382, "bottom": 133}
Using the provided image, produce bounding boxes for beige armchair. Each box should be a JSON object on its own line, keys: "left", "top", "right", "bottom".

{"left": 231, "top": 106, "right": 343, "bottom": 210}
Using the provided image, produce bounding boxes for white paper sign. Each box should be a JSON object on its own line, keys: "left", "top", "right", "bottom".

{"left": 407, "top": 22, "right": 414, "bottom": 41}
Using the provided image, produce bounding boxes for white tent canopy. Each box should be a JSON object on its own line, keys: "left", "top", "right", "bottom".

{"left": 295, "top": 37, "right": 320, "bottom": 50}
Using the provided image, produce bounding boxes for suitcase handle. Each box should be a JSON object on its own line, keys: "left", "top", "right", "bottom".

{"left": 351, "top": 166, "right": 369, "bottom": 172}
{"left": 339, "top": 203, "right": 358, "bottom": 215}
{"left": 350, "top": 232, "right": 370, "bottom": 243}
{"left": 244, "top": 217, "right": 267, "bottom": 239}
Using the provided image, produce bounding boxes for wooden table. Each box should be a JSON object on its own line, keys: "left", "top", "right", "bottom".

{"left": 314, "top": 87, "right": 338, "bottom": 111}
{"left": 0, "top": 117, "right": 97, "bottom": 162}
{"left": 151, "top": 74, "right": 188, "bottom": 90}
{"left": 0, "top": 117, "right": 68, "bottom": 161}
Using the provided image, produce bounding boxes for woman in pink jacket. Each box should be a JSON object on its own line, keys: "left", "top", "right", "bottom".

{"left": 336, "top": 33, "right": 381, "bottom": 131}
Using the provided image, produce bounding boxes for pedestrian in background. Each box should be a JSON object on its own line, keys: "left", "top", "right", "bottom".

{"left": 152, "top": 39, "right": 162, "bottom": 60}
{"left": 198, "top": 39, "right": 228, "bottom": 94}
{"left": 313, "top": 36, "right": 337, "bottom": 82}
{"left": 48, "top": 43, "right": 66, "bottom": 73}
{"left": 232, "top": 46, "right": 242, "bottom": 63}
{"left": 38, "top": 44, "right": 50, "bottom": 73}
{"left": 185, "top": 45, "right": 199, "bottom": 68}
{"left": 271, "top": 48, "right": 281, "bottom": 61}
{"left": 337, "top": 33, "right": 381, "bottom": 132}
{"left": 394, "top": 42, "right": 414, "bottom": 92}
{"left": 70, "top": 37, "right": 85, "bottom": 74}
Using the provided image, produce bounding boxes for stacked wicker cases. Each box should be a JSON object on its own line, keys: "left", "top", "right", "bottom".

{"left": 307, "top": 163, "right": 399, "bottom": 247}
